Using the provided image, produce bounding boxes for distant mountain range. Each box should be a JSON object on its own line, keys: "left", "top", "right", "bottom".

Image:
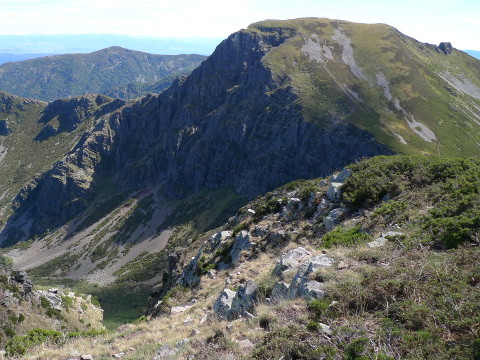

{"left": 0, "top": 53, "right": 55, "bottom": 65}
{"left": 0, "top": 34, "right": 221, "bottom": 56}
{"left": 465, "top": 49, "right": 480, "bottom": 59}
{"left": 0, "top": 47, "right": 206, "bottom": 101}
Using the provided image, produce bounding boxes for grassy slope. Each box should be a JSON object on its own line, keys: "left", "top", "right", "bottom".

{"left": 247, "top": 18, "right": 480, "bottom": 157}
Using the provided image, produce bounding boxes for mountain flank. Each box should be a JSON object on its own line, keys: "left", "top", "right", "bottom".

{"left": 0, "top": 47, "right": 206, "bottom": 101}
{"left": 10, "top": 155, "right": 480, "bottom": 359}
{"left": 0, "top": 18, "right": 478, "bottom": 329}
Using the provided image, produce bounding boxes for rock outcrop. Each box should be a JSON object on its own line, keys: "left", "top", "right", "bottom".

{"left": 214, "top": 281, "right": 257, "bottom": 319}
{"left": 0, "top": 267, "right": 104, "bottom": 344}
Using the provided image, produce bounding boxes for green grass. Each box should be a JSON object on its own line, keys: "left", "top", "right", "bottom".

{"left": 320, "top": 225, "right": 372, "bottom": 248}
{"left": 32, "top": 278, "right": 150, "bottom": 330}
{"left": 252, "top": 18, "right": 480, "bottom": 156}
{"left": 163, "top": 187, "right": 247, "bottom": 234}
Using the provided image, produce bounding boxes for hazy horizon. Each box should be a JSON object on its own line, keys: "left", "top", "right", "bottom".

{"left": 1, "top": 1, "right": 479, "bottom": 50}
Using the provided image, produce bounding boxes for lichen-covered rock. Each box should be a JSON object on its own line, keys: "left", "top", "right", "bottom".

{"left": 323, "top": 207, "right": 346, "bottom": 230}
{"left": 266, "top": 229, "right": 289, "bottom": 245}
{"left": 368, "top": 231, "right": 404, "bottom": 248}
{"left": 301, "top": 280, "right": 326, "bottom": 300}
{"left": 274, "top": 247, "right": 312, "bottom": 276}
{"left": 230, "top": 230, "right": 251, "bottom": 265}
{"left": 152, "top": 345, "right": 179, "bottom": 360}
{"left": 208, "top": 231, "right": 232, "bottom": 253}
{"left": 230, "top": 280, "right": 257, "bottom": 318}
{"left": 213, "top": 288, "right": 236, "bottom": 318}
{"left": 313, "top": 198, "right": 330, "bottom": 219}
{"left": 326, "top": 182, "right": 343, "bottom": 202}
{"left": 179, "top": 249, "right": 203, "bottom": 287}
{"left": 331, "top": 168, "right": 352, "bottom": 183}
{"left": 0, "top": 119, "right": 11, "bottom": 135}
{"left": 287, "top": 254, "right": 334, "bottom": 300}
{"left": 214, "top": 281, "right": 257, "bottom": 319}
{"left": 308, "top": 254, "right": 335, "bottom": 269}
{"left": 253, "top": 224, "right": 269, "bottom": 237}
{"left": 270, "top": 281, "right": 290, "bottom": 302}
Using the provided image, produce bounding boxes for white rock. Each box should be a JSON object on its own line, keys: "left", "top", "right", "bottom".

{"left": 308, "top": 254, "right": 334, "bottom": 270}
{"left": 229, "top": 230, "right": 251, "bottom": 264}
{"left": 183, "top": 317, "right": 194, "bottom": 325}
{"left": 273, "top": 247, "right": 312, "bottom": 276}
{"left": 383, "top": 231, "right": 405, "bottom": 238}
{"left": 238, "top": 339, "right": 254, "bottom": 348}
{"left": 368, "top": 237, "right": 388, "bottom": 248}
{"left": 270, "top": 282, "right": 290, "bottom": 302}
{"left": 230, "top": 281, "right": 257, "bottom": 317}
{"left": 70, "top": 350, "right": 81, "bottom": 357}
{"left": 213, "top": 288, "right": 236, "bottom": 318}
{"left": 323, "top": 207, "right": 345, "bottom": 230}
{"left": 320, "top": 323, "right": 332, "bottom": 335}
{"left": 170, "top": 305, "right": 192, "bottom": 315}
{"left": 206, "top": 269, "right": 217, "bottom": 279}
{"left": 326, "top": 182, "right": 343, "bottom": 201}
{"left": 208, "top": 231, "right": 232, "bottom": 252}
{"left": 302, "top": 280, "right": 326, "bottom": 301}
{"left": 334, "top": 168, "right": 352, "bottom": 183}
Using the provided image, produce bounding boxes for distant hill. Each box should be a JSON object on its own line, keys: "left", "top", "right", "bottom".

{"left": 0, "top": 53, "right": 55, "bottom": 65}
{"left": 465, "top": 49, "right": 480, "bottom": 59}
{"left": 0, "top": 47, "right": 206, "bottom": 101}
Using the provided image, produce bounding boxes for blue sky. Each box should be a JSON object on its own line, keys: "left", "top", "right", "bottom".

{"left": 1, "top": 0, "right": 479, "bottom": 49}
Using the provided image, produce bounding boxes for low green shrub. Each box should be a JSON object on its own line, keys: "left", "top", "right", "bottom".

{"left": 321, "top": 226, "right": 372, "bottom": 248}
{"left": 473, "top": 338, "right": 480, "bottom": 360}
{"left": 342, "top": 156, "right": 480, "bottom": 248}
{"left": 258, "top": 314, "right": 276, "bottom": 331}
{"left": 254, "top": 197, "right": 283, "bottom": 217}
{"left": 232, "top": 222, "right": 248, "bottom": 237}
{"left": 250, "top": 325, "right": 321, "bottom": 359}
{"left": 5, "top": 328, "right": 62, "bottom": 356}
{"left": 307, "top": 299, "right": 330, "bottom": 321}
{"left": 345, "top": 336, "right": 369, "bottom": 360}
{"left": 306, "top": 321, "right": 319, "bottom": 332}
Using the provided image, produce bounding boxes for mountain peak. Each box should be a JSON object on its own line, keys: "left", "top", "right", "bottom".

{"left": 93, "top": 45, "right": 135, "bottom": 54}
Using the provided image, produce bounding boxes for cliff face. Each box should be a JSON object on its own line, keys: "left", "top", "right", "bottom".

{"left": 1, "top": 28, "right": 392, "bottom": 242}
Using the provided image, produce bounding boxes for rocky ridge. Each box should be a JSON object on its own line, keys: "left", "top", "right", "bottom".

{"left": 0, "top": 266, "right": 104, "bottom": 348}
{"left": 139, "top": 155, "right": 479, "bottom": 360}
